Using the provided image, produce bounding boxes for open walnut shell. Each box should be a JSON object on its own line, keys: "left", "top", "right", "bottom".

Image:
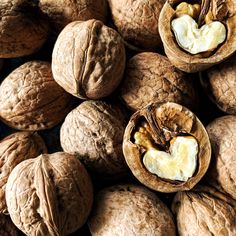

{"left": 123, "top": 102, "right": 211, "bottom": 193}
{"left": 0, "top": 214, "right": 19, "bottom": 236}
{"left": 159, "top": 0, "right": 236, "bottom": 72}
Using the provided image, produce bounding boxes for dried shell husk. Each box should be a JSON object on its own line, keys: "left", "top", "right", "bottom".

{"left": 0, "top": 61, "right": 73, "bottom": 131}
{"left": 123, "top": 102, "right": 211, "bottom": 192}
{"left": 52, "top": 19, "right": 126, "bottom": 99}
{"left": 159, "top": 0, "right": 236, "bottom": 72}
{"left": 5, "top": 152, "right": 93, "bottom": 236}
{"left": 0, "top": 214, "right": 19, "bottom": 236}
{"left": 88, "top": 184, "right": 176, "bottom": 236}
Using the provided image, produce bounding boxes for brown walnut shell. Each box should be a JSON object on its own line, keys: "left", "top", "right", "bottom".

{"left": 206, "top": 115, "right": 236, "bottom": 200}
{"left": 120, "top": 52, "right": 197, "bottom": 111}
{"left": 52, "top": 19, "right": 126, "bottom": 99}
{"left": 88, "top": 184, "right": 176, "bottom": 236}
{"left": 0, "top": 0, "right": 49, "bottom": 58}
{"left": 159, "top": 0, "right": 236, "bottom": 73}
{"left": 5, "top": 152, "right": 93, "bottom": 236}
{"left": 0, "top": 61, "right": 73, "bottom": 131}
{"left": 0, "top": 214, "right": 19, "bottom": 236}
{"left": 60, "top": 100, "right": 128, "bottom": 178}
{"left": 123, "top": 102, "right": 211, "bottom": 192}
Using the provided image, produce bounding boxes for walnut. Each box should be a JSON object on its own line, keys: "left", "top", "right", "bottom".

{"left": 123, "top": 102, "right": 211, "bottom": 192}
{"left": 5, "top": 152, "right": 93, "bottom": 236}
{"left": 120, "top": 52, "right": 197, "bottom": 111}
{"left": 88, "top": 184, "right": 176, "bottom": 236}
{"left": 0, "top": 61, "right": 73, "bottom": 131}
{"left": 52, "top": 19, "right": 126, "bottom": 99}
{"left": 0, "top": 0, "right": 49, "bottom": 58}
{"left": 206, "top": 115, "right": 236, "bottom": 200}
{"left": 0, "top": 214, "right": 19, "bottom": 236}
{"left": 60, "top": 100, "right": 128, "bottom": 178}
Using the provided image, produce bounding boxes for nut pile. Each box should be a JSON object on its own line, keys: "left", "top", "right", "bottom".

{"left": 0, "top": 0, "right": 235, "bottom": 235}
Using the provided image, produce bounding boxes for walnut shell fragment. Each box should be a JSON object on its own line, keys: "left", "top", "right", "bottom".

{"left": 123, "top": 102, "right": 211, "bottom": 192}
{"left": 159, "top": 0, "right": 236, "bottom": 72}
{"left": 0, "top": 61, "right": 73, "bottom": 130}
{"left": 120, "top": 52, "right": 197, "bottom": 111}
{"left": 6, "top": 152, "right": 93, "bottom": 236}
{"left": 0, "top": 214, "right": 19, "bottom": 236}
{"left": 52, "top": 19, "right": 126, "bottom": 99}
{"left": 88, "top": 184, "right": 176, "bottom": 236}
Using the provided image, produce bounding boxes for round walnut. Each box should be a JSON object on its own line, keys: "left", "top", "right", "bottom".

{"left": 5, "top": 152, "right": 93, "bottom": 236}
{"left": 88, "top": 184, "right": 176, "bottom": 236}
{"left": 60, "top": 100, "right": 128, "bottom": 178}
{"left": 39, "top": 0, "right": 107, "bottom": 33}
{"left": 108, "top": 0, "right": 165, "bottom": 49}
{"left": 52, "top": 19, "right": 126, "bottom": 99}
{"left": 0, "top": 214, "right": 19, "bottom": 236}
{"left": 120, "top": 52, "right": 197, "bottom": 111}
{"left": 159, "top": 0, "right": 236, "bottom": 72}
{"left": 123, "top": 102, "right": 211, "bottom": 193}
{"left": 0, "top": 61, "right": 73, "bottom": 131}
{"left": 0, "top": 0, "right": 49, "bottom": 58}
{"left": 206, "top": 115, "right": 236, "bottom": 200}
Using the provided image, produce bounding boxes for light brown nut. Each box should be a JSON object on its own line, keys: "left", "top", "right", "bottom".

{"left": 120, "top": 52, "right": 197, "bottom": 111}
{"left": 60, "top": 100, "right": 128, "bottom": 178}
{"left": 88, "top": 184, "right": 176, "bottom": 236}
{"left": 0, "top": 61, "right": 73, "bottom": 131}
{"left": 0, "top": 0, "right": 49, "bottom": 58}
{"left": 0, "top": 214, "right": 19, "bottom": 236}
{"left": 5, "top": 152, "right": 93, "bottom": 236}
{"left": 107, "top": 0, "right": 165, "bottom": 49}
{"left": 206, "top": 115, "right": 236, "bottom": 200}
{"left": 52, "top": 20, "right": 126, "bottom": 99}
{"left": 172, "top": 188, "right": 236, "bottom": 236}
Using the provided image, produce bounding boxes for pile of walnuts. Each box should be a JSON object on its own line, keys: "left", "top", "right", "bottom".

{"left": 0, "top": 0, "right": 236, "bottom": 235}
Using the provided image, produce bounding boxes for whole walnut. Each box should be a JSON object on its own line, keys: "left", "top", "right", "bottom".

{"left": 88, "top": 184, "right": 176, "bottom": 236}
{"left": 0, "top": 214, "right": 19, "bottom": 236}
{"left": 60, "top": 100, "right": 128, "bottom": 178}
{"left": 0, "top": 61, "right": 73, "bottom": 131}
{"left": 0, "top": 0, "right": 49, "bottom": 58}
{"left": 6, "top": 152, "right": 93, "bottom": 236}
{"left": 120, "top": 52, "right": 197, "bottom": 111}
{"left": 52, "top": 19, "right": 126, "bottom": 99}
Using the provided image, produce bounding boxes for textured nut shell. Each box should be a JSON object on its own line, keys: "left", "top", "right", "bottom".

{"left": 123, "top": 102, "right": 211, "bottom": 193}
{"left": 0, "top": 0, "right": 49, "bottom": 58}
{"left": 0, "top": 131, "right": 47, "bottom": 213}
{"left": 108, "top": 0, "right": 165, "bottom": 49}
{"left": 6, "top": 152, "right": 93, "bottom": 236}
{"left": 159, "top": 0, "right": 236, "bottom": 73}
{"left": 39, "top": 0, "right": 107, "bottom": 32}
{"left": 0, "top": 215, "right": 19, "bottom": 236}
{"left": 120, "top": 52, "right": 197, "bottom": 111}
{"left": 60, "top": 100, "right": 128, "bottom": 177}
{"left": 88, "top": 184, "right": 176, "bottom": 236}
{"left": 52, "top": 19, "right": 126, "bottom": 99}
{"left": 172, "top": 190, "right": 236, "bottom": 236}
{"left": 0, "top": 61, "right": 72, "bottom": 131}
{"left": 206, "top": 115, "right": 236, "bottom": 200}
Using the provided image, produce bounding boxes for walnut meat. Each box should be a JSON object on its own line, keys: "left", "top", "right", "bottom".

{"left": 0, "top": 61, "right": 73, "bottom": 130}
{"left": 52, "top": 20, "right": 126, "bottom": 99}
{"left": 88, "top": 184, "right": 176, "bottom": 236}
{"left": 120, "top": 52, "right": 197, "bottom": 111}
{"left": 5, "top": 152, "right": 93, "bottom": 236}
{"left": 60, "top": 100, "right": 128, "bottom": 178}
{"left": 0, "top": 0, "right": 49, "bottom": 58}
{"left": 0, "top": 214, "right": 19, "bottom": 236}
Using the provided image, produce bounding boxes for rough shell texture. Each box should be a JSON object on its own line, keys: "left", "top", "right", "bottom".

{"left": 0, "top": 131, "right": 47, "bottom": 213}
{"left": 88, "top": 184, "right": 176, "bottom": 236}
{"left": 172, "top": 189, "right": 236, "bottom": 236}
{"left": 6, "top": 152, "right": 93, "bottom": 236}
{"left": 120, "top": 52, "right": 197, "bottom": 111}
{"left": 0, "top": 61, "right": 73, "bottom": 131}
{"left": 108, "top": 0, "right": 165, "bottom": 49}
{"left": 60, "top": 100, "right": 128, "bottom": 178}
{"left": 0, "top": 214, "right": 19, "bottom": 236}
{"left": 0, "top": 0, "right": 49, "bottom": 58}
{"left": 39, "top": 0, "right": 107, "bottom": 32}
{"left": 123, "top": 102, "right": 211, "bottom": 193}
{"left": 159, "top": 0, "right": 236, "bottom": 72}
{"left": 52, "top": 19, "right": 126, "bottom": 99}
{"left": 206, "top": 115, "right": 236, "bottom": 200}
